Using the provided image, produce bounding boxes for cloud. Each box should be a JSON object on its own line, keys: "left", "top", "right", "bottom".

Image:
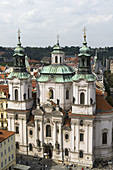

{"left": 88, "top": 15, "right": 113, "bottom": 24}
{"left": 0, "top": 0, "right": 112, "bottom": 47}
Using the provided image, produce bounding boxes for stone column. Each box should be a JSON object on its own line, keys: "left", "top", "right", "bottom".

{"left": 21, "top": 118, "right": 24, "bottom": 144}
{"left": 35, "top": 120, "right": 38, "bottom": 147}
{"left": 71, "top": 123, "right": 74, "bottom": 151}
{"left": 59, "top": 123, "right": 62, "bottom": 149}
{"left": 54, "top": 122, "right": 57, "bottom": 148}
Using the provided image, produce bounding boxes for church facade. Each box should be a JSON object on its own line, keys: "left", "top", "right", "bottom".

{"left": 7, "top": 31, "right": 113, "bottom": 168}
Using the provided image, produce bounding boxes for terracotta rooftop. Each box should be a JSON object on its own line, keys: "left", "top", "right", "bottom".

{"left": 0, "top": 130, "right": 15, "bottom": 143}
{"left": 0, "top": 66, "right": 6, "bottom": 72}
{"left": 29, "top": 114, "right": 34, "bottom": 123}
{"left": 0, "top": 73, "right": 9, "bottom": 79}
{"left": 96, "top": 89, "right": 113, "bottom": 113}
{"left": 0, "top": 85, "right": 9, "bottom": 98}
{"left": 65, "top": 118, "right": 71, "bottom": 127}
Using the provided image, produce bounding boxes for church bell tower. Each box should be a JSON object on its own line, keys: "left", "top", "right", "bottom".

{"left": 7, "top": 30, "right": 33, "bottom": 153}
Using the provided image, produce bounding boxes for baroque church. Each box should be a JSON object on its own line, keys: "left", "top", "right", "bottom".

{"left": 7, "top": 31, "right": 113, "bottom": 168}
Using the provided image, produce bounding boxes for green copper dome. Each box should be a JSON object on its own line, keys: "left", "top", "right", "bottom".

{"left": 37, "top": 64, "right": 75, "bottom": 83}
{"left": 13, "top": 34, "right": 25, "bottom": 57}
{"left": 41, "top": 64, "right": 75, "bottom": 75}
{"left": 72, "top": 73, "right": 96, "bottom": 82}
{"left": 51, "top": 40, "right": 64, "bottom": 54}
{"left": 79, "top": 37, "right": 90, "bottom": 56}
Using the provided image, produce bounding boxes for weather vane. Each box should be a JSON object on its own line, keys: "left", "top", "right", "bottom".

{"left": 57, "top": 34, "right": 59, "bottom": 45}
{"left": 18, "top": 29, "right": 20, "bottom": 39}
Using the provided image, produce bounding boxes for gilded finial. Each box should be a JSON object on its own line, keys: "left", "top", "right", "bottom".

{"left": 83, "top": 27, "right": 87, "bottom": 39}
{"left": 17, "top": 29, "right": 21, "bottom": 46}
{"left": 57, "top": 34, "right": 59, "bottom": 45}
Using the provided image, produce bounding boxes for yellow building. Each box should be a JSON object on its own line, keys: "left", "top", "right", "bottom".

{"left": 0, "top": 130, "right": 16, "bottom": 170}
{"left": 0, "top": 85, "right": 8, "bottom": 130}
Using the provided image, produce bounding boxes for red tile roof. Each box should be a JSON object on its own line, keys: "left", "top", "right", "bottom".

{"left": 0, "top": 85, "right": 9, "bottom": 98}
{"left": 65, "top": 118, "right": 71, "bottom": 127}
{"left": 0, "top": 130, "right": 15, "bottom": 142}
{"left": 96, "top": 89, "right": 113, "bottom": 113}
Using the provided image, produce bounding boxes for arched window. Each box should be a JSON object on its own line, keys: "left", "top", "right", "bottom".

{"left": 87, "top": 58, "right": 90, "bottom": 66}
{"left": 65, "top": 148, "right": 68, "bottom": 156}
{"left": 79, "top": 150, "right": 83, "bottom": 158}
{"left": 28, "top": 88, "right": 30, "bottom": 99}
{"left": 16, "top": 142, "right": 19, "bottom": 149}
{"left": 46, "top": 125, "right": 51, "bottom": 137}
{"left": 82, "top": 59, "right": 85, "bottom": 66}
{"left": 49, "top": 89, "right": 53, "bottom": 99}
{"left": 1, "top": 103, "right": 3, "bottom": 109}
{"left": 55, "top": 56, "right": 58, "bottom": 63}
{"left": 80, "top": 133, "right": 84, "bottom": 141}
{"left": 29, "top": 143, "right": 33, "bottom": 151}
{"left": 15, "top": 114, "right": 18, "bottom": 120}
{"left": 80, "top": 120, "right": 83, "bottom": 126}
{"left": 66, "top": 89, "right": 69, "bottom": 100}
{"left": 15, "top": 89, "right": 18, "bottom": 101}
{"left": 1, "top": 113, "right": 3, "bottom": 119}
{"left": 80, "top": 92, "right": 85, "bottom": 104}
{"left": 16, "top": 58, "right": 18, "bottom": 65}
{"left": 60, "top": 57, "right": 62, "bottom": 63}
{"left": 102, "top": 132, "right": 107, "bottom": 144}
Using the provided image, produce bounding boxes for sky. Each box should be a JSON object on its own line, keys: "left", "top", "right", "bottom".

{"left": 0, "top": 0, "right": 113, "bottom": 48}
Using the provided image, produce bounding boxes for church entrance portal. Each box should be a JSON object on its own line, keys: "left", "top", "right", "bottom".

{"left": 43, "top": 143, "right": 53, "bottom": 159}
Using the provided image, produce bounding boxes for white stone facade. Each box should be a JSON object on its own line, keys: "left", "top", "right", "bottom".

{"left": 38, "top": 81, "right": 73, "bottom": 110}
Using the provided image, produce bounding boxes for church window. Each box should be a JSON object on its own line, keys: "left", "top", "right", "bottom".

{"left": 80, "top": 92, "right": 85, "bottom": 104}
{"left": 46, "top": 125, "right": 51, "bottom": 137}
{"left": 15, "top": 114, "right": 18, "bottom": 120}
{"left": 1, "top": 122, "right": 3, "bottom": 127}
{"left": 102, "top": 132, "right": 107, "bottom": 144}
{"left": 29, "top": 143, "right": 33, "bottom": 151}
{"left": 65, "top": 134, "right": 69, "bottom": 140}
{"left": 55, "top": 56, "right": 58, "bottom": 63}
{"left": 82, "top": 59, "right": 85, "bottom": 66}
{"left": 87, "top": 58, "right": 90, "bottom": 66}
{"left": 16, "top": 142, "right": 19, "bottom": 149}
{"left": 60, "top": 57, "right": 62, "bottom": 63}
{"left": 16, "top": 58, "right": 18, "bottom": 65}
{"left": 79, "top": 150, "right": 83, "bottom": 158}
{"left": 15, "top": 89, "right": 18, "bottom": 101}
{"left": 1, "top": 113, "right": 3, "bottom": 119}
{"left": 16, "top": 126, "right": 19, "bottom": 134}
{"left": 6, "top": 103, "right": 8, "bottom": 108}
{"left": 49, "top": 89, "right": 54, "bottom": 99}
{"left": 80, "top": 133, "right": 84, "bottom": 141}
{"left": 65, "top": 148, "right": 68, "bottom": 156}
{"left": 29, "top": 130, "right": 33, "bottom": 136}
{"left": 66, "top": 89, "right": 69, "bottom": 100}
{"left": 80, "top": 120, "right": 83, "bottom": 126}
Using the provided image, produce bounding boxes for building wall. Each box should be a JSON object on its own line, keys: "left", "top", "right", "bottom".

{"left": 72, "top": 80, "right": 96, "bottom": 115}
{"left": 38, "top": 82, "right": 73, "bottom": 110}
{"left": 0, "top": 91, "right": 8, "bottom": 129}
{"left": 0, "top": 134, "right": 16, "bottom": 170}
{"left": 94, "top": 114, "right": 113, "bottom": 160}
